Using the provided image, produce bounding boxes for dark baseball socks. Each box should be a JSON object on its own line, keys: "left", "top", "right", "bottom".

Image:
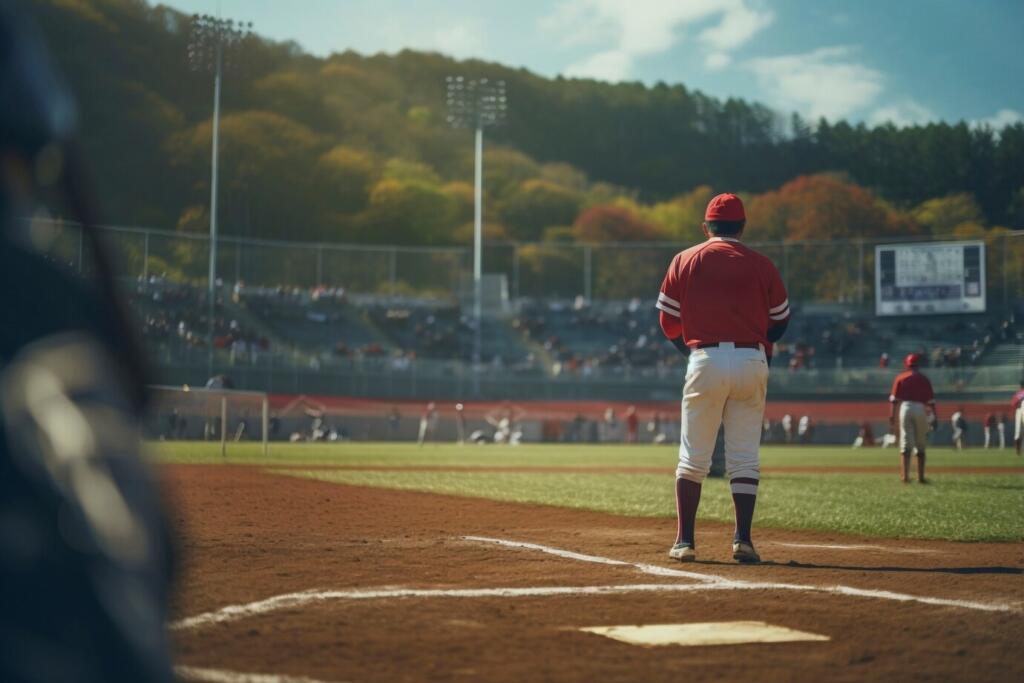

{"left": 676, "top": 477, "right": 759, "bottom": 547}
{"left": 730, "top": 478, "right": 759, "bottom": 544}
{"left": 674, "top": 477, "right": 701, "bottom": 547}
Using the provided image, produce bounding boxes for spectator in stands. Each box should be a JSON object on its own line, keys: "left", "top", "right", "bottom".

{"left": 625, "top": 406, "right": 639, "bottom": 443}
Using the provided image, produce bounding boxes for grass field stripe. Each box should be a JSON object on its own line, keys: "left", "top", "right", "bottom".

{"left": 463, "top": 535, "right": 720, "bottom": 583}
{"left": 172, "top": 583, "right": 734, "bottom": 629}
{"left": 467, "top": 536, "right": 1017, "bottom": 614}
{"left": 175, "top": 665, "right": 342, "bottom": 683}
{"left": 770, "top": 542, "right": 939, "bottom": 554}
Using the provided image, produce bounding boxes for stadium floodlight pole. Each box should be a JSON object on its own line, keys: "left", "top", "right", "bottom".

{"left": 188, "top": 14, "right": 253, "bottom": 377}
{"left": 445, "top": 76, "right": 508, "bottom": 393}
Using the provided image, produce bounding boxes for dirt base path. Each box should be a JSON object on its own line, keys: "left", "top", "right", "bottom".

{"left": 165, "top": 465, "right": 1024, "bottom": 683}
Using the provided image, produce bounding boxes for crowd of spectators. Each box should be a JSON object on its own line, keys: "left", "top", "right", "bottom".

{"left": 125, "top": 278, "right": 1020, "bottom": 376}
{"left": 514, "top": 297, "right": 682, "bottom": 378}
{"left": 129, "top": 277, "right": 269, "bottom": 362}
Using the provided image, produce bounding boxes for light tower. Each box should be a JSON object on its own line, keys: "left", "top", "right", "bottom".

{"left": 445, "top": 76, "right": 508, "bottom": 387}
{"left": 187, "top": 14, "right": 253, "bottom": 376}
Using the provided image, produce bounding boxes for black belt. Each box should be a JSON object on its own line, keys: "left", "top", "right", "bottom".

{"left": 694, "top": 342, "right": 761, "bottom": 350}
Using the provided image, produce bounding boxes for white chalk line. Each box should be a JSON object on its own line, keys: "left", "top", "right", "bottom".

{"left": 768, "top": 542, "right": 939, "bottom": 555}
{"left": 461, "top": 535, "right": 717, "bottom": 582}
{"left": 464, "top": 536, "right": 1018, "bottom": 614}
{"left": 172, "top": 537, "right": 1018, "bottom": 632}
{"left": 173, "top": 583, "right": 736, "bottom": 630}
{"left": 176, "top": 665, "right": 343, "bottom": 683}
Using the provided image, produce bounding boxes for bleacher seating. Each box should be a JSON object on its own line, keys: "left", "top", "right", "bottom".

{"left": 126, "top": 279, "right": 1022, "bottom": 376}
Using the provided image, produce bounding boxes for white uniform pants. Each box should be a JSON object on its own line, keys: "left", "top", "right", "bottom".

{"left": 898, "top": 401, "right": 928, "bottom": 454}
{"left": 1016, "top": 407, "right": 1024, "bottom": 441}
{"left": 676, "top": 344, "right": 768, "bottom": 483}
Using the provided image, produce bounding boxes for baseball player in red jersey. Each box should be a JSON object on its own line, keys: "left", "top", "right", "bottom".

{"left": 1012, "top": 380, "right": 1024, "bottom": 456}
{"left": 657, "top": 193, "right": 790, "bottom": 564}
{"left": 889, "top": 354, "right": 937, "bottom": 483}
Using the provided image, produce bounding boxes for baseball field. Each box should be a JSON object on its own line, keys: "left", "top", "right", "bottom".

{"left": 161, "top": 442, "right": 1024, "bottom": 682}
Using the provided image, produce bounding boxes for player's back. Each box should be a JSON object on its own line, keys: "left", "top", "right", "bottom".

{"left": 670, "top": 238, "right": 782, "bottom": 346}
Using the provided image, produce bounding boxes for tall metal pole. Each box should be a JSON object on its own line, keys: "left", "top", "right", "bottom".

{"left": 207, "top": 43, "right": 223, "bottom": 378}
{"left": 473, "top": 124, "right": 483, "bottom": 387}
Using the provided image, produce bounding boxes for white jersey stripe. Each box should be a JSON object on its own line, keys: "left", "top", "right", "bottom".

{"left": 656, "top": 301, "right": 681, "bottom": 317}
{"left": 768, "top": 298, "right": 789, "bottom": 314}
{"left": 658, "top": 291, "right": 681, "bottom": 308}
{"left": 769, "top": 308, "right": 790, "bottom": 321}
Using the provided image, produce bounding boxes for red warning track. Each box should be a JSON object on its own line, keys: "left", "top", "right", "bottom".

{"left": 267, "top": 394, "right": 1010, "bottom": 424}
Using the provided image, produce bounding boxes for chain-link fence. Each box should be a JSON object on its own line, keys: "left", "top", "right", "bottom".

{"left": 28, "top": 219, "right": 1024, "bottom": 311}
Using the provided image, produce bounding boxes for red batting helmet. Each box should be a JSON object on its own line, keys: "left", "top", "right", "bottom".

{"left": 904, "top": 353, "right": 922, "bottom": 369}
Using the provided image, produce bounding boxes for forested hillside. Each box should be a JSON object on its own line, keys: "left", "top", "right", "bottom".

{"left": 27, "top": 0, "right": 1024, "bottom": 246}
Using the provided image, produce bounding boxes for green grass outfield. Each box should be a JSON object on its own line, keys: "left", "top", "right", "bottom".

{"left": 153, "top": 442, "right": 1024, "bottom": 542}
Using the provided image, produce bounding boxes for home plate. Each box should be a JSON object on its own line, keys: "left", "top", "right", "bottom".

{"left": 580, "top": 621, "right": 830, "bottom": 647}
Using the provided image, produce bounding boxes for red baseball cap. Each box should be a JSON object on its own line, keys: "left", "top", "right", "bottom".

{"left": 904, "top": 353, "right": 922, "bottom": 368}
{"left": 705, "top": 193, "right": 746, "bottom": 221}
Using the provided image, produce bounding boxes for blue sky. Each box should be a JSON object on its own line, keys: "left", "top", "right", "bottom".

{"left": 162, "top": 0, "right": 1023, "bottom": 128}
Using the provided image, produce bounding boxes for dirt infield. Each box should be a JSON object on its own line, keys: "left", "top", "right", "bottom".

{"left": 166, "top": 465, "right": 1024, "bottom": 682}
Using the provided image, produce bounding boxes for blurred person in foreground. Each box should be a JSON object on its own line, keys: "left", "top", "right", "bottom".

{"left": 0, "top": 7, "right": 175, "bottom": 682}
{"left": 889, "top": 353, "right": 937, "bottom": 483}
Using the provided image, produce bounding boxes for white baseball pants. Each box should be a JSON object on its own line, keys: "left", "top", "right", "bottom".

{"left": 676, "top": 343, "right": 768, "bottom": 483}
{"left": 1016, "top": 407, "right": 1023, "bottom": 441}
{"left": 898, "top": 401, "right": 928, "bottom": 454}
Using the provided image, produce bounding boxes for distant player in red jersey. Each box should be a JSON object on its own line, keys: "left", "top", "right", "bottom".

{"left": 984, "top": 412, "right": 997, "bottom": 449}
{"left": 1012, "top": 381, "right": 1024, "bottom": 456}
{"left": 889, "top": 354, "right": 937, "bottom": 483}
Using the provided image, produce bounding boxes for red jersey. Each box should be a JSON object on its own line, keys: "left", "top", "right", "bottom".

{"left": 656, "top": 237, "right": 789, "bottom": 347}
{"left": 889, "top": 370, "right": 935, "bottom": 404}
{"left": 1012, "top": 389, "right": 1024, "bottom": 411}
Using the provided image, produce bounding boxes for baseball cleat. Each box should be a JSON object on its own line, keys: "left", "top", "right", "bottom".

{"left": 668, "top": 543, "right": 696, "bottom": 562}
{"left": 732, "top": 540, "right": 760, "bottom": 564}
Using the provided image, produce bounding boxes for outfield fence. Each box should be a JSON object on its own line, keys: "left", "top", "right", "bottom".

{"left": 26, "top": 218, "right": 1024, "bottom": 310}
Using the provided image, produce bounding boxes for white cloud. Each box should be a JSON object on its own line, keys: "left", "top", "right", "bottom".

{"left": 698, "top": 3, "right": 773, "bottom": 52}
{"left": 868, "top": 99, "right": 937, "bottom": 128}
{"left": 432, "top": 22, "right": 485, "bottom": 59}
{"left": 971, "top": 108, "right": 1024, "bottom": 130}
{"left": 746, "top": 46, "right": 883, "bottom": 121}
{"left": 705, "top": 52, "right": 731, "bottom": 70}
{"left": 544, "top": 0, "right": 772, "bottom": 82}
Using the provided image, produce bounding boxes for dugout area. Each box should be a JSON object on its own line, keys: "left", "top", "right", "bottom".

{"left": 164, "top": 458, "right": 1024, "bottom": 683}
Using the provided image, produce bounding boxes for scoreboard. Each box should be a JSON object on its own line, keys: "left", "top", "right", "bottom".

{"left": 875, "top": 241, "right": 985, "bottom": 316}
